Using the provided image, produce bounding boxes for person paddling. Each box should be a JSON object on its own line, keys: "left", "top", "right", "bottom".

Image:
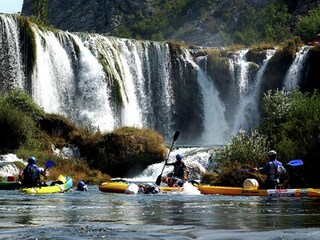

{"left": 19, "top": 156, "right": 47, "bottom": 187}
{"left": 255, "top": 150, "right": 286, "bottom": 189}
{"left": 165, "top": 154, "right": 189, "bottom": 186}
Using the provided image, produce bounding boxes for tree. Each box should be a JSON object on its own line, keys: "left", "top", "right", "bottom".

{"left": 294, "top": 6, "right": 320, "bottom": 42}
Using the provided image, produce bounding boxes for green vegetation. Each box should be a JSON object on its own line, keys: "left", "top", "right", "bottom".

{"left": 31, "top": 0, "right": 48, "bottom": 25}
{"left": 0, "top": 90, "right": 166, "bottom": 185}
{"left": 203, "top": 89, "right": 320, "bottom": 188}
{"left": 214, "top": 130, "right": 268, "bottom": 169}
{"left": 25, "top": 0, "right": 320, "bottom": 47}
{"left": 261, "top": 89, "right": 320, "bottom": 187}
{"left": 91, "top": 127, "right": 167, "bottom": 177}
{"left": 294, "top": 6, "right": 320, "bottom": 42}
{"left": 17, "top": 17, "right": 37, "bottom": 78}
{"left": 202, "top": 130, "right": 268, "bottom": 187}
{"left": 114, "top": 0, "right": 299, "bottom": 46}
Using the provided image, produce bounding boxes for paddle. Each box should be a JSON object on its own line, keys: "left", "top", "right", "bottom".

{"left": 286, "top": 159, "right": 303, "bottom": 167}
{"left": 155, "top": 131, "right": 180, "bottom": 186}
{"left": 239, "top": 159, "right": 304, "bottom": 174}
{"left": 44, "top": 160, "right": 55, "bottom": 171}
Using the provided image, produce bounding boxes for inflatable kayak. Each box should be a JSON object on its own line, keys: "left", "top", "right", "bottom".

{"left": 99, "top": 181, "right": 183, "bottom": 194}
{"left": 198, "top": 185, "right": 320, "bottom": 197}
{"left": 0, "top": 181, "right": 21, "bottom": 190}
{"left": 99, "top": 180, "right": 320, "bottom": 197}
{"left": 0, "top": 176, "right": 21, "bottom": 190}
{"left": 20, "top": 175, "right": 73, "bottom": 194}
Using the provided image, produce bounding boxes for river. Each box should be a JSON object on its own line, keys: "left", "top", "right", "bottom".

{"left": 1, "top": 186, "right": 320, "bottom": 239}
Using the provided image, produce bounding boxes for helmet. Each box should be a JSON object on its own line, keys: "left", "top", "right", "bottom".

{"left": 28, "top": 156, "right": 36, "bottom": 164}
{"left": 176, "top": 154, "right": 183, "bottom": 160}
{"left": 268, "top": 150, "right": 277, "bottom": 157}
{"left": 77, "top": 181, "right": 88, "bottom": 191}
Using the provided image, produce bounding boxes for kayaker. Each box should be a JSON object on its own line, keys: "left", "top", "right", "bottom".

{"left": 162, "top": 176, "right": 184, "bottom": 187}
{"left": 137, "top": 184, "right": 160, "bottom": 194}
{"left": 165, "top": 154, "right": 189, "bottom": 179}
{"left": 255, "top": 150, "right": 286, "bottom": 189}
{"left": 19, "top": 156, "right": 47, "bottom": 187}
{"left": 77, "top": 181, "right": 88, "bottom": 191}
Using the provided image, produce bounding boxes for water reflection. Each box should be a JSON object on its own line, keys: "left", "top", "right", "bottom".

{"left": 0, "top": 188, "right": 320, "bottom": 239}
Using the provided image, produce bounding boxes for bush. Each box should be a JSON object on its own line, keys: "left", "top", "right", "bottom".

{"left": 260, "top": 89, "right": 320, "bottom": 187}
{"left": 0, "top": 104, "right": 36, "bottom": 154}
{"left": 91, "top": 127, "right": 167, "bottom": 177}
{"left": 5, "top": 89, "right": 44, "bottom": 121}
{"left": 214, "top": 129, "right": 269, "bottom": 169}
{"left": 294, "top": 6, "right": 320, "bottom": 42}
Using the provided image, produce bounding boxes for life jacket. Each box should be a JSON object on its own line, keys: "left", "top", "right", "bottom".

{"left": 173, "top": 161, "right": 185, "bottom": 179}
{"left": 267, "top": 160, "right": 286, "bottom": 182}
{"left": 23, "top": 164, "right": 40, "bottom": 187}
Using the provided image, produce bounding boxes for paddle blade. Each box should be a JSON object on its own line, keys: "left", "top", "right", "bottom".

{"left": 155, "top": 175, "right": 162, "bottom": 186}
{"left": 173, "top": 131, "right": 180, "bottom": 141}
{"left": 45, "top": 160, "right": 55, "bottom": 169}
{"left": 287, "top": 159, "right": 303, "bottom": 167}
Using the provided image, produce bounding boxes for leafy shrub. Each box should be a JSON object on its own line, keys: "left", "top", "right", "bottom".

{"left": 201, "top": 172, "right": 219, "bottom": 185}
{"left": 214, "top": 129, "right": 269, "bottom": 170}
{"left": 294, "top": 6, "right": 320, "bottom": 42}
{"left": 5, "top": 89, "right": 44, "bottom": 121}
{"left": 0, "top": 104, "right": 36, "bottom": 154}
{"left": 260, "top": 89, "right": 320, "bottom": 186}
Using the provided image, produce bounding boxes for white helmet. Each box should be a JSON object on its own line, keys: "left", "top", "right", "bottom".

{"left": 268, "top": 150, "right": 277, "bottom": 156}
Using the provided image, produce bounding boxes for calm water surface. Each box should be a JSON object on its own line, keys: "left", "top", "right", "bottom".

{"left": 1, "top": 186, "right": 320, "bottom": 239}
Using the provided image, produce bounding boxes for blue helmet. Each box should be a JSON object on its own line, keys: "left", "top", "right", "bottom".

{"left": 77, "top": 181, "right": 88, "bottom": 191}
{"left": 176, "top": 154, "right": 183, "bottom": 160}
{"left": 28, "top": 156, "right": 36, "bottom": 164}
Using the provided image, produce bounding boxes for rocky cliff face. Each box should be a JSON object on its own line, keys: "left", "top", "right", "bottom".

{"left": 21, "top": 0, "right": 319, "bottom": 47}
{"left": 22, "top": 0, "right": 152, "bottom": 33}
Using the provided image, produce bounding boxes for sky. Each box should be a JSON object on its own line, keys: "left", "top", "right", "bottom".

{"left": 0, "top": 0, "right": 23, "bottom": 14}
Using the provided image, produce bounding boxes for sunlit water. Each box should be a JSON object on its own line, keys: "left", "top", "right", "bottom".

{"left": 1, "top": 187, "right": 320, "bottom": 239}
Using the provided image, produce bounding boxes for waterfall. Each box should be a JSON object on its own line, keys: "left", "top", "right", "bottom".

{"left": 0, "top": 14, "right": 24, "bottom": 91}
{"left": 195, "top": 56, "right": 229, "bottom": 144}
{"left": 109, "top": 38, "right": 143, "bottom": 127}
{"left": 32, "top": 28, "right": 75, "bottom": 115}
{"left": 0, "top": 14, "right": 306, "bottom": 145}
{"left": 71, "top": 34, "right": 116, "bottom": 130}
{"left": 134, "top": 148, "right": 213, "bottom": 181}
{"left": 284, "top": 46, "right": 311, "bottom": 90}
{"left": 228, "top": 49, "right": 275, "bottom": 134}
{"left": 0, "top": 154, "right": 24, "bottom": 177}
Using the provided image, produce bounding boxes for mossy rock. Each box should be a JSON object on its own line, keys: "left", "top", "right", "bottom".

{"left": 38, "top": 113, "right": 79, "bottom": 145}
{"left": 90, "top": 127, "right": 167, "bottom": 177}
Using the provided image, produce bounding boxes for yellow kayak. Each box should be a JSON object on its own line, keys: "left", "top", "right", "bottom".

{"left": 198, "top": 185, "right": 320, "bottom": 197}
{"left": 99, "top": 181, "right": 182, "bottom": 194}
{"left": 99, "top": 180, "right": 320, "bottom": 198}
{"left": 20, "top": 175, "right": 73, "bottom": 194}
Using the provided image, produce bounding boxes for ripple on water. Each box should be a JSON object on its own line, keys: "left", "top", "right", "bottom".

{"left": 0, "top": 187, "right": 320, "bottom": 239}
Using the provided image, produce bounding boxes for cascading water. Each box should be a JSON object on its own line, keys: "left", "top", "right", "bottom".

{"left": 71, "top": 34, "right": 116, "bottom": 130}
{"left": 32, "top": 28, "right": 76, "bottom": 115}
{"left": 193, "top": 55, "right": 229, "bottom": 144}
{"left": 134, "top": 148, "right": 213, "bottom": 181}
{"left": 0, "top": 14, "right": 315, "bottom": 180}
{"left": 0, "top": 15, "right": 24, "bottom": 91}
{"left": 284, "top": 46, "right": 311, "bottom": 90}
{"left": 0, "top": 14, "right": 307, "bottom": 146}
{"left": 228, "top": 49, "right": 275, "bottom": 134}
{"left": 0, "top": 154, "right": 24, "bottom": 177}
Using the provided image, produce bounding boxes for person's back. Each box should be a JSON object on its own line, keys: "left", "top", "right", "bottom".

{"left": 263, "top": 150, "right": 286, "bottom": 188}
{"left": 22, "top": 164, "right": 40, "bottom": 187}
{"left": 20, "top": 156, "right": 44, "bottom": 187}
{"left": 167, "top": 154, "right": 188, "bottom": 179}
{"left": 172, "top": 161, "right": 185, "bottom": 178}
{"left": 264, "top": 160, "right": 282, "bottom": 182}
